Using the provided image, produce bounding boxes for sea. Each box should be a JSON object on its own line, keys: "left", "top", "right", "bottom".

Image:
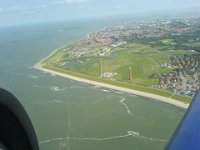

{"left": 0, "top": 17, "right": 185, "bottom": 150}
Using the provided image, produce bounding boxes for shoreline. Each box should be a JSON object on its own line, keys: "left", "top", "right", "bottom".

{"left": 33, "top": 62, "right": 189, "bottom": 109}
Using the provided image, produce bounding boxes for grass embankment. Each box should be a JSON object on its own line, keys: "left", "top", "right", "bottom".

{"left": 42, "top": 61, "right": 192, "bottom": 104}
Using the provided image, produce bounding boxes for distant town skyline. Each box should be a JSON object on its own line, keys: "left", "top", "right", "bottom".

{"left": 0, "top": 0, "right": 200, "bottom": 26}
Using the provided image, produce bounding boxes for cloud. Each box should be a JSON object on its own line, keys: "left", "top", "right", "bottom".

{"left": 7, "top": 6, "right": 30, "bottom": 11}
{"left": 114, "top": 5, "right": 120, "bottom": 9}
{"left": 3, "top": 4, "right": 47, "bottom": 13}
{"left": 52, "top": 0, "right": 93, "bottom": 4}
{"left": 34, "top": 4, "right": 47, "bottom": 9}
{"left": 65, "top": 0, "right": 92, "bottom": 3}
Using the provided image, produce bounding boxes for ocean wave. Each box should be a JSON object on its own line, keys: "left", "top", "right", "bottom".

{"left": 31, "top": 99, "right": 63, "bottom": 106}
{"left": 31, "top": 101, "right": 53, "bottom": 106}
{"left": 33, "top": 84, "right": 49, "bottom": 89}
{"left": 99, "top": 89, "right": 110, "bottom": 92}
{"left": 69, "top": 85, "right": 85, "bottom": 89}
{"left": 33, "top": 84, "right": 68, "bottom": 92}
{"left": 119, "top": 97, "right": 132, "bottom": 115}
{"left": 128, "top": 93, "right": 137, "bottom": 97}
{"left": 32, "top": 97, "right": 105, "bottom": 106}
{"left": 39, "top": 130, "right": 167, "bottom": 144}
{"left": 39, "top": 137, "right": 65, "bottom": 144}
{"left": 29, "top": 74, "right": 39, "bottom": 79}
{"left": 51, "top": 99, "right": 63, "bottom": 103}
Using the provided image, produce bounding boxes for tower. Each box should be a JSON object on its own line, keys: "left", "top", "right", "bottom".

{"left": 129, "top": 67, "right": 133, "bottom": 81}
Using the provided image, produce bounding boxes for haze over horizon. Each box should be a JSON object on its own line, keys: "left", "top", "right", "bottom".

{"left": 0, "top": 0, "right": 200, "bottom": 26}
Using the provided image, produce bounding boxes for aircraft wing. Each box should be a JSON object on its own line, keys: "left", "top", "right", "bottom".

{"left": 166, "top": 89, "right": 200, "bottom": 150}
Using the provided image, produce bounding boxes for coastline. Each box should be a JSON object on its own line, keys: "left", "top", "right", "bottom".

{"left": 33, "top": 62, "right": 189, "bottom": 109}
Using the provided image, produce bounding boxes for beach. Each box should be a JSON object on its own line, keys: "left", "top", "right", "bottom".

{"left": 33, "top": 62, "right": 189, "bottom": 109}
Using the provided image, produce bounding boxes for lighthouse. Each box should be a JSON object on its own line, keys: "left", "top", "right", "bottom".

{"left": 129, "top": 67, "right": 133, "bottom": 81}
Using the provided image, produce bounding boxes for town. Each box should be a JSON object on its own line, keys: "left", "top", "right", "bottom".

{"left": 65, "top": 18, "right": 200, "bottom": 58}
{"left": 153, "top": 54, "right": 200, "bottom": 97}
{"left": 50, "top": 17, "right": 200, "bottom": 98}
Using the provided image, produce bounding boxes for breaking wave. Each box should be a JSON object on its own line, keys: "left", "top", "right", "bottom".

{"left": 39, "top": 130, "right": 167, "bottom": 144}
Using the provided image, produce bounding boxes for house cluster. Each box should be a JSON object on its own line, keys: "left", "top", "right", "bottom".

{"left": 97, "top": 47, "right": 111, "bottom": 56}
{"left": 96, "top": 41, "right": 128, "bottom": 56}
{"left": 111, "top": 41, "right": 127, "bottom": 47}
{"left": 96, "top": 27, "right": 134, "bottom": 41}
{"left": 66, "top": 18, "right": 200, "bottom": 59}
{"left": 170, "top": 55, "right": 199, "bottom": 75}
{"left": 69, "top": 51, "right": 91, "bottom": 58}
{"left": 153, "top": 54, "right": 200, "bottom": 97}
{"left": 93, "top": 18, "right": 200, "bottom": 42}
{"left": 76, "top": 38, "right": 97, "bottom": 47}
{"left": 101, "top": 72, "right": 118, "bottom": 79}
{"left": 95, "top": 37, "right": 113, "bottom": 45}
{"left": 154, "top": 72, "right": 181, "bottom": 89}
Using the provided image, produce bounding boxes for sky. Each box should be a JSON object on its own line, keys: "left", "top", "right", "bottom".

{"left": 0, "top": 0, "right": 200, "bottom": 26}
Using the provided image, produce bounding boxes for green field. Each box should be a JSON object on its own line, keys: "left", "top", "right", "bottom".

{"left": 42, "top": 41, "right": 192, "bottom": 103}
{"left": 192, "top": 42, "right": 200, "bottom": 47}
{"left": 160, "top": 39, "right": 176, "bottom": 46}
